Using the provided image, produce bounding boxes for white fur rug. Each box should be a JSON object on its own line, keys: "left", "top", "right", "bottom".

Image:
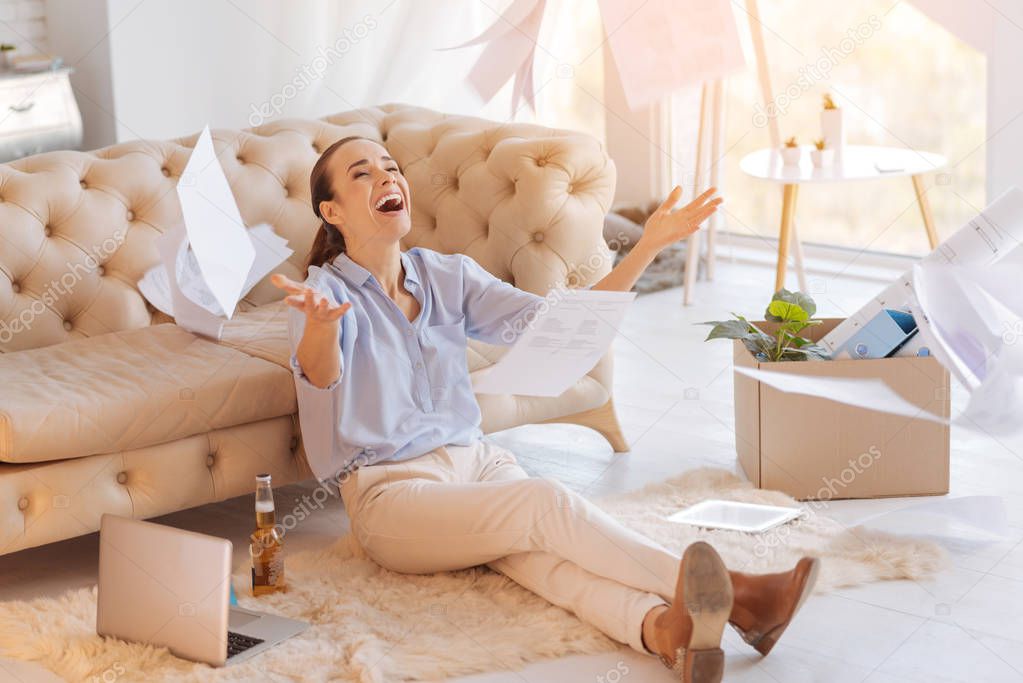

{"left": 0, "top": 469, "right": 946, "bottom": 682}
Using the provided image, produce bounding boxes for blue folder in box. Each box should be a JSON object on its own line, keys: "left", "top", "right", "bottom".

{"left": 834, "top": 309, "right": 918, "bottom": 359}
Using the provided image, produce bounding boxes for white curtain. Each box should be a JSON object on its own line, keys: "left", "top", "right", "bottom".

{"left": 300, "top": 0, "right": 516, "bottom": 119}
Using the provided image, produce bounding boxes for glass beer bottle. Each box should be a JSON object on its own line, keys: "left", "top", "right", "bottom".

{"left": 250, "top": 473, "right": 285, "bottom": 595}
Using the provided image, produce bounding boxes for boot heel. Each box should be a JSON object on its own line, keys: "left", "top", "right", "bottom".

{"left": 682, "top": 647, "right": 725, "bottom": 683}
{"left": 674, "top": 542, "right": 733, "bottom": 682}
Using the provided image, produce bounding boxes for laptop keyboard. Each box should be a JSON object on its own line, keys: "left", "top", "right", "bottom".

{"left": 227, "top": 631, "right": 265, "bottom": 658}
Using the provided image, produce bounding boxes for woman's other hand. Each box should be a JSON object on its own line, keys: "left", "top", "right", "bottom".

{"left": 639, "top": 186, "right": 723, "bottom": 253}
{"left": 271, "top": 274, "right": 351, "bottom": 323}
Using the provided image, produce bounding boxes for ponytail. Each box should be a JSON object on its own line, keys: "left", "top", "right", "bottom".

{"left": 305, "top": 220, "right": 346, "bottom": 276}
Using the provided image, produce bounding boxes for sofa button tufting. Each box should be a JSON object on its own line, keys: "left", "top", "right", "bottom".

{"left": 17, "top": 496, "right": 29, "bottom": 511}
{"left": 96, "top": 266, "right": 105, "bottom": 276}
{"left": 535, "top": 158, "right": 547, "bottom": 167}
{"left": 289, "top": 437, "right": 299, "bottom": 451}
{"left": 126, "top": 210, "right": 135, "bottom": 221}
{"left": 62, "top": 320, "right": 73, "bottom": 331}
{"left": 80, "top": 180, "right": 87, "bottom": 189}
{"left": 236, "top": 155, "right": 245, "bottom": 164}
{"left": 206, "top": 454, "right": 215, "bottom": 467}
{"left": 161, "top": 167, "right": 171, "bottom": 177}
{"left": 567, "top": 183, "right": 575, "bottom": 193}
{"left": 532, "top": 231, "right": 545, "bottom": 243}
{"left": 43, "top": 226, "right": 52, "bottom": 237}
{"left": 11, "top": 282, "right": 20, "bottom": 293}
{"left": 116, "top": 471, "right": 128, "bottom": 485}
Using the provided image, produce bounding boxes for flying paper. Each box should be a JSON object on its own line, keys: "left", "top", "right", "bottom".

{"left": 176, "top": 126, "right": 256, "bottom": 317}
{"left": 472, "top": 289, "right": 635, "bottom": 397}
{"left": 742, "top": 189, "right": 1023, "bottom": 438}
{"left": 137, "top": 126, "right": 292, "bottom": 339}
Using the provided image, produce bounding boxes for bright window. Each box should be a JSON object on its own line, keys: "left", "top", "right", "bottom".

{"left": 720, "top": 0, "right": 986, "bottom": 256}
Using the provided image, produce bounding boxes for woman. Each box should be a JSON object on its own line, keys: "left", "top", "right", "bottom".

{"left": 272, "top": 136, "right": 818, "bottom": 683}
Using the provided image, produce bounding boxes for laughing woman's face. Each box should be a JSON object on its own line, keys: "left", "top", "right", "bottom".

{"left": 319, "top": 138, "right": 412, "bottom": 247}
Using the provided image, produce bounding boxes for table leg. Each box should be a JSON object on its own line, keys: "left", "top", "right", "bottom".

{"left": 790, "top": 218, "right": 808, "bottom": 292}
{"left": 911, "top": 174, "right": 939, "bottom": 249}
{"left": 776, "top": 183, "right": 798, "bottom": 292}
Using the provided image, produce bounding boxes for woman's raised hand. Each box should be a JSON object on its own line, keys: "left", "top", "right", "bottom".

{"left": 271, "top": 274, "right": 351, "bottom": 323}
{"left": 640, "top": 186, "right": 723, "bottom": 252}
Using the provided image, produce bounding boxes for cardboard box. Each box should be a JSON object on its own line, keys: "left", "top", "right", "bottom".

{"left": 734, "top": 319, "right": 950, "bottom": 500}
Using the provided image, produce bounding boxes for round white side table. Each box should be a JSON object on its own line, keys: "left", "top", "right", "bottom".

{"left": 739, "top": 144, "right": 947, "bottom": 291}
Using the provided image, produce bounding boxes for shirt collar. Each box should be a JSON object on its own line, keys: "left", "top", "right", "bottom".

{"left": 330, "top": 250, "right": 420, "bottom": 289}
{"left": 330, "top": 252, "right": 371, "bottom": 286}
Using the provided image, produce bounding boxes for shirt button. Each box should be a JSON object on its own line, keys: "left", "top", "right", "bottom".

{"left": 406, "top": 328, "right": 414, "bottom": 336}
{"left": 415, "top": 361, "right": 424, "bottom": 369}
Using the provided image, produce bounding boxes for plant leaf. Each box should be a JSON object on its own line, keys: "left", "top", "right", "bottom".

{"left": 769, "top": 289, "right": 817, "bottom": 317}
{"left": 702, "top": 319, "right": 751, "bottom": 341}
{"left": 767, "top": 300, "right": 809, "bottom": 323}
{"left": 741, "top": 332, "right": 776, "bottom": 358}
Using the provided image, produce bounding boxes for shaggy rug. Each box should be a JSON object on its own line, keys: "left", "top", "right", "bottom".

{"left": 0, "top": 469, "right": 946, "bottom": 683}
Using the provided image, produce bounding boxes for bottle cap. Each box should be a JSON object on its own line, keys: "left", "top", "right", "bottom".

{"left": 255, "top": 473, "right": 271, "bottom": 482}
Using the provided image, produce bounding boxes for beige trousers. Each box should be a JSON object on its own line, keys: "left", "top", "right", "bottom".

{"left": 339, "top": 439, "right": 677, "bottom": 653}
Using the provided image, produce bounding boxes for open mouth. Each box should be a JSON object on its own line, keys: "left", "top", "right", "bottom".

{"left": 374, "top": 192, "right": 405, "bottom": 214}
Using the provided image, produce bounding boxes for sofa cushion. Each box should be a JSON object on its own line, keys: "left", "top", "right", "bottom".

{"left": 0, "top": 324, "right": 296, "bottom": 464}
{"left": 218, "top": 300, "right": 291, "bottom": 369}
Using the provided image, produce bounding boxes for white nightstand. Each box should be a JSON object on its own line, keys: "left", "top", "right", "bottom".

{"left": 0, "top": 67, "right": 83, "bottom": 162}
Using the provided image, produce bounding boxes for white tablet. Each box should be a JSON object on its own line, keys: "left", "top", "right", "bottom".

{"left": 665, "top": 500, "right": 804, "bottom": 533}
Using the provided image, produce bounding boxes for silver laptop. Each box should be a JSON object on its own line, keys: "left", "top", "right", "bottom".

{"left": 97, "top": 513, "right": 307, "bottom": 666}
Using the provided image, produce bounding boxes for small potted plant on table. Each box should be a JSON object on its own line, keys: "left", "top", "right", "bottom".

{"left": 780, "top": 136, "right": 802, "bottom": 166}
{"left": 811, "top": 138, "right": 833, "bottom": 168}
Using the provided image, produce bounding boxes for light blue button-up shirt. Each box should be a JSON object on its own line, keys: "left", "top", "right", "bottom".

{"left": 288, "top": 247, "right": 543, "bottom": 482}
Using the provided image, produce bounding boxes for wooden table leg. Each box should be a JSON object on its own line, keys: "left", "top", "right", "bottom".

{"left": 776, "top": 183, "right": 798, "bottom": 292}
{"left": 790, "top": 218, "right": 808, "bottom": 292}
{"left": 911, "top": 174, "right": 939, "bottom": 249}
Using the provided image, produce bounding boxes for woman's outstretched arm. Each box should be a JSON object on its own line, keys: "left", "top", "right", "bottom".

{"left": 272, "top": 273, "right": 351, "bottom": 388}
{"left": 592, "top": 186, "right": 722, "bottom": 293}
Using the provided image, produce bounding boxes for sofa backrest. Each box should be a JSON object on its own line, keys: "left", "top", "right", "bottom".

{"left": 0, "top": 103, "right": 616, "bottom": 353}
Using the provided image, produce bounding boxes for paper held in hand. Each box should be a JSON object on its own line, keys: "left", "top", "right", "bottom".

{"left": 472, "top": 289, "right": 635, "bottom": 397}
{"left": 137, "top": 126, "right": 293, "bottom": 339}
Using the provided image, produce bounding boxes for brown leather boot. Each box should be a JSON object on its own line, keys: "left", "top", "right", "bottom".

{"left": 652, "top": 542, "right": 733, "bottom": 683}
{"left": 728, "top": 557, "right": 820, "bottom": 656}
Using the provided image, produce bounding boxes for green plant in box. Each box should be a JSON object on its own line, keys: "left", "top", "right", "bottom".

{"left": 701, "top": 289, "right": 829, "bottom": 362}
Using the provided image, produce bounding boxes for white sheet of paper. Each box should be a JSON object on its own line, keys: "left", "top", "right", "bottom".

{"left": 137, "top": 223, "right": 293, "bottom": 321}
{"left": 853, "top": 496, "right": 1009, "bottom": 542}
{"left": 597, "top": 0, "right": 744, "bottom": 110}
{"left": 472, "top": 289, "right": 635, "bottom": 397}
{"left": 734, "top": 363, "right": 1023, "bottom": 438}
{"left": 152, "top": 222, "right": 225, "bottom": 339}
{"left": 820, "top": 187, "right": 1023, "bottom": 358}
{"left": 733, "top": 366, "right": 949, "bottom": 425}
{"left": 175, "top": 126, "right": 256, "bottom": 318}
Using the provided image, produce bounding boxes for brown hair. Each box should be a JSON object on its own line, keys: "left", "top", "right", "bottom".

{"left": 305, "top": 135, "right": 371, "bottom": 274}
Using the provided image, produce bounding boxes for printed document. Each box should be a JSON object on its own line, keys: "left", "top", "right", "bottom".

{"left": 473, "top": 289, "right": 635, "bottom": 397}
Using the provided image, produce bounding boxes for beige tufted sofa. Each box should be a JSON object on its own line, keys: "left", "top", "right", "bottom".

{"left": 0, "top": 103, "right": 626, "bottom": 556}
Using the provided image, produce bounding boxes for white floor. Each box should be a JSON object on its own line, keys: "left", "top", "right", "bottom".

{"left": 3, "top": 259, "right": 1022, "bottom": 683}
